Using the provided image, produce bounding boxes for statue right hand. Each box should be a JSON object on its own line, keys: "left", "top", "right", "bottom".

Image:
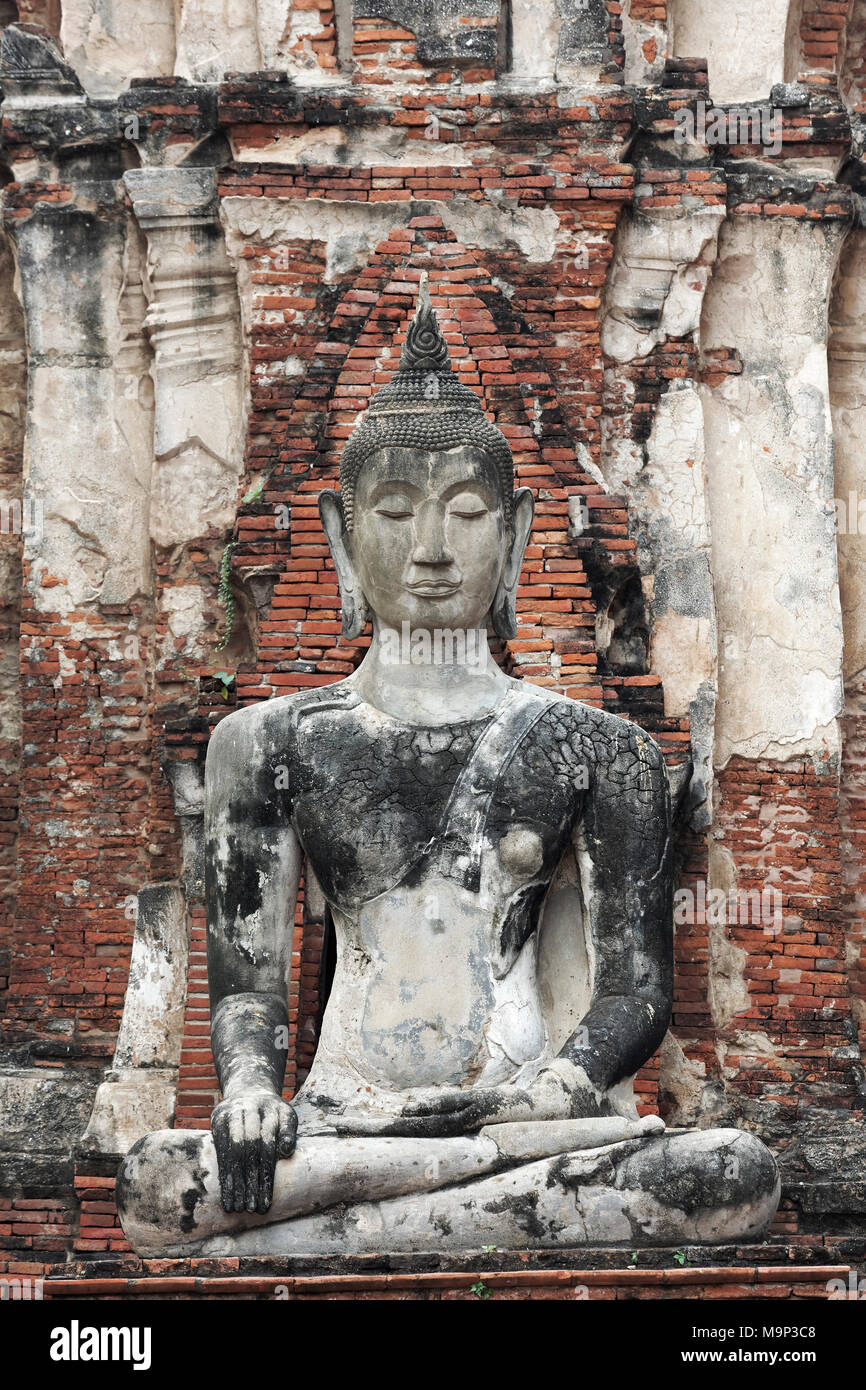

{"left": 211, "top": 1088, "right": 298, "bottom": 1215}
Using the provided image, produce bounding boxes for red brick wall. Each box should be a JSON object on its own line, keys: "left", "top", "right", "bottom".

{"left": 295, "top": 0, "right": 338, "bottom": 72}
{"left": 840, "top": 681, "right": 866, "bottom": 1056}
{"left": 671, "top": 759, "right": 861, "bottom": 1126}
{"left": 351, "top": 18, "right": 498, "bottom": 84}
{"left": 0, "top": 244, "right": 23, "bottom": 1027}
{"left": 840, "top": 0, "right": 866, "bottom": 105}
{"left": 4, "top": 601, "right": 154, "bottom": 1061}
{"left": 798, "top": 0, "right": 852, "bottom": 74}
{"left": 628, "top": 0, "right": 667, "bottom": 22}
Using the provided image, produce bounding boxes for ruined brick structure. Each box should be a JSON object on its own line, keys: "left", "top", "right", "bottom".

{"left": 1, "top": 0, "right": 865, "bottom": 1297}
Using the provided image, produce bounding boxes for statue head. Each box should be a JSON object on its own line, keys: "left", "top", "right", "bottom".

{"left": 320, "top": 275, "right": 534, "bottom": 642}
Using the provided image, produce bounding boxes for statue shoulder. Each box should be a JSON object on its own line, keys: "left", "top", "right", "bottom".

{"left": 205, "top": 682, "right": 357, "bottom": 774}
{"left": 539, "top": 696, "right": 669, "bottom": 804}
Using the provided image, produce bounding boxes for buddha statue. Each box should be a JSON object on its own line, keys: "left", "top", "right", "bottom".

{"left": 117, "top": 278, "right": 779, "bottom": 1256}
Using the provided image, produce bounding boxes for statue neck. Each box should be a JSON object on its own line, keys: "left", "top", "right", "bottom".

{"left": 349, "top": 618, "right": 509, "bottom": 726}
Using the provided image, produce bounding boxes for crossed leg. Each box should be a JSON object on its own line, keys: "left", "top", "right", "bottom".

{"left": 117, "top": 1124, "right": 779, "bottom": 1257}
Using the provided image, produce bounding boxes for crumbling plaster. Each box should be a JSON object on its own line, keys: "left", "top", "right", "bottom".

{"left": 701, "top": 214, "right": 846, "bottom": 769}
{"left": 13, "top": 202, "right": 154, "bottom": 615}
{"left": 221, "top": 195, "right": 565, "bottom": 290}
{"left": 0, "top": 0, "right": 863, "bottom": 1192}
{"left": 670, "top": 0, "right": 792, "bottom": 105}
{"left": 60, "top": 0, "right": 175, "bottom": 97}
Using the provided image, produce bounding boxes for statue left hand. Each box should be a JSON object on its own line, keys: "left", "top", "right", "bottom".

{"left": 211, "top": 1087, "right": 298, "bottom": 1214}
{"left": 395, "top": 1064, "right": 604, "bottom": 1137}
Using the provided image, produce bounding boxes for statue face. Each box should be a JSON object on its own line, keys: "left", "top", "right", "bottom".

{"left": 349, "top": 446, "right": 507, "bottom": 634}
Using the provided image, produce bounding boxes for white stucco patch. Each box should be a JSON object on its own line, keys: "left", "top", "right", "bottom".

{"left": 701, "top": 215, "right": 846, "bottom": 766}
{"left": 669, "top": 0, "right": 791, "bottom": 103}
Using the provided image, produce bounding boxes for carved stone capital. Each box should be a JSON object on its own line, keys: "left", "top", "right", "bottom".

{"left": 124, "top": 167, "right": 241, "bottom": 378}
{"left": 124, "top": 167, "right": 245, "bottom": 548}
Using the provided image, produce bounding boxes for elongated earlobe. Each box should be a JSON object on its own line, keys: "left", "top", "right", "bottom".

{"left": 491, "top": 581, "right": 517, "bottom": 640}
{"left": 491, "top": 487, "right": 534, "bottom": 640}
{"left": 319, "top": 490, "right": 369, "bottom": 641}
{"left": 339, "top": 586, "right": 369, "bottom": 643}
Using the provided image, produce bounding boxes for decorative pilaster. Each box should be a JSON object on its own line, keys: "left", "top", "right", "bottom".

{"left": 702, "top": 187, "right": 850, "bottom": 770}
{"left": 121, "top": 169, "right": 246, "bottom": 1131}
{"left": 124, "top": 166, "right": 245, "bottom": 553}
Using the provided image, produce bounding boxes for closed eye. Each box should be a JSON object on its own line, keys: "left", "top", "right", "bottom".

{"left": 446, "top": 489, "right": 491, "bottom": 519}
{"left": 375, "top": 495, "right": 415, "bottom": 519}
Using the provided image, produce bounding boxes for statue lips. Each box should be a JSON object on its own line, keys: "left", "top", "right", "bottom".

{"left": 406, "top": 580, "right": 461, "bottom": 597}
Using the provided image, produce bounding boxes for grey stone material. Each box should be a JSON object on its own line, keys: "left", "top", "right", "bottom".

{"left": 0, "top": 24, "right": 127, "bottom": 162}
{"left": 0, "top": 1066, "right": 99, "bottom": 1195}
{"left": 556, "top": 0, "right": 617, "bottom": 74}
{"left": 6, "top": 182, "right": 154, "bottom": 615}
{"left": 353, "top": 0, "right": 503, "bottom": 69}
{"left": 118, "top": 1124, "right": 779, "bottom": 1256}
{"left": 116, "top": 79, "right": 219, "bottom": 167}
{"left": 123, "top": 164, "right": 220, "bottom": 222}
{"left": 0, "top": 1066, "right": 98, "bottom": 1156}
{"left": 0, "top": 22, "right": 83, "bottom": 100}
{"left": 724, "top": 163, "right": 855, "bottom": 212}
{"left": 123, "top": 165, "right": 245, "bottom": 550}
{"left": 117, "top": 281, "right": 780, "bottom": 1255}
{"left": 163, "top": 756, "right": 206, "bottom": 901}
{"left": 770, "top": 82, "right": 811, "bottom": 107}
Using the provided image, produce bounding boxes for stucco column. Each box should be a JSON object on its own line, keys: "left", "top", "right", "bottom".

{"left": 829, "top": 227, "right": 866, "bottom": 683}
{"left": 124, "top": 167, "right": 246, "bottom": 679}
{"left": 82, "top": 883, "right": 190, "bottom": 1153}
{"left": 124, "top": 167, "right": 245, "bottom": 558}
{"left": 696, "top": 196, "right": 860, "bottom": 1128}
{"left": 1, "top": 171, "right": 157, "bottom": 1072}
{"left": 9, "top": 191, "right": 154, "bottom": 616}
{"left": 701, "top": 212, "right": 846, "bottom": 770}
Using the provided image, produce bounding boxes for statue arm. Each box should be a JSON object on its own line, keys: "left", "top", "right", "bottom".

{"left": 554, "top": 720, "right": 674, "bottom": 1107}
{"left": 204, "top": 708, "right": 302, "bottom": 1212}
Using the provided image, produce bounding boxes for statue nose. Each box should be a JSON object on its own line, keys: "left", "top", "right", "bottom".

{"left": 411, "top": 499, "right": 452, "bottom": 566}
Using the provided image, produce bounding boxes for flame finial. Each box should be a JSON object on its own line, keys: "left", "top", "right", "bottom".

{"left": 398, "top": 272, "right": 451, "bottom": 374}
